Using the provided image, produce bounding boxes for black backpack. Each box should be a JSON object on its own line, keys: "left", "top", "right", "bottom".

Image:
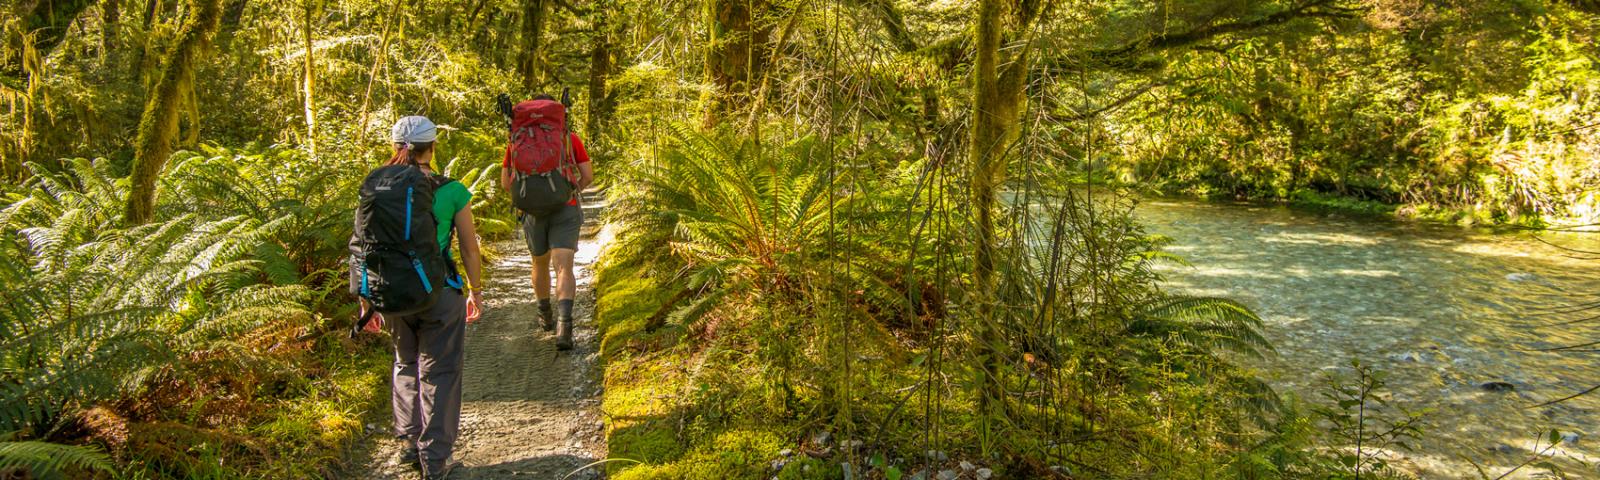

{"left": 349, "top": 164, "right": 450, "bottom": 334}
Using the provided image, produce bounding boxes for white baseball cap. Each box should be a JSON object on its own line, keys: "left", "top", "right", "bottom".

{"left": 390, "top": 116, "right": 438, "bottom": 145}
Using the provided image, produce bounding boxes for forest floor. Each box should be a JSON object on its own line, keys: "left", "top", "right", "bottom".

{"left": 355, "top": 227, "right": 612, "bottom": 479}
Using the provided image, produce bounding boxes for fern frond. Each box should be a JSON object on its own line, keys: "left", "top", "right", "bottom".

{"left": 0, "top": 438, "right": 115, "bottom": 478}
{"left": 1130, "top": 296, "right": 1275, "bottom": 358}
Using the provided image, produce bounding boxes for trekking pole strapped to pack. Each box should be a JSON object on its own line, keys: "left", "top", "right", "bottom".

{"left": 504, "top": 89, "right": 579, "bottom": 217}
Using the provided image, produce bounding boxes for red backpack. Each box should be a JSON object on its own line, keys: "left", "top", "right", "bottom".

{"left": 506, "top": 99, "right": 570, "bottom": 174}
{"left": 505, "top": 99, "right": 577, "bottom": 216}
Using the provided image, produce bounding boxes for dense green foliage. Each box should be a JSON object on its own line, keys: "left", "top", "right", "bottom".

{"left": 1105, "top": 2, "right": 1599, "bottom": 225}
{"left": 1, "top": 0, "right": 1596, "bottom": 477}
{"left": 596, "top": 127, "right": 1313, "bottom": 477}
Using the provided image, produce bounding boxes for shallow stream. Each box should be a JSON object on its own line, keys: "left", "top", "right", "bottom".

{"left": 1139, "top": 199, "right": 1600, "bottom": 478}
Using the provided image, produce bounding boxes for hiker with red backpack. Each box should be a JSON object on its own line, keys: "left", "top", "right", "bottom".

{"left": 497, "top": 92, "right": 593, "bottom": 350}
{"left": 350, "top": 116, "right": 485, "bottom": 479}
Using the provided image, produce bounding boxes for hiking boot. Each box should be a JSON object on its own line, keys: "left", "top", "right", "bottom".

{"left": 396, "top": 445, "right": 419, "bottom": 469}
{"left": 555, "top": 315, "right": 574, "bottom": 350}
{"left": 539, "top": 301, "right": 555, "bottom": 332}
{"left": 388, "top": 437, "right": 420, "bottom": 470}
{"left": 422, "top": 460, "right": 458, "bottom": 480}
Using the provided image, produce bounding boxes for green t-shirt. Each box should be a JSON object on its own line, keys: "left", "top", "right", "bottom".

{"left": 433, "top": 180, "right": 472, "bottom": 248}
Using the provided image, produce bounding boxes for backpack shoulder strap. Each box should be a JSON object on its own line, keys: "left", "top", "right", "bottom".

{"left": 429, "top": 174, "right": 456, "bottom": 189}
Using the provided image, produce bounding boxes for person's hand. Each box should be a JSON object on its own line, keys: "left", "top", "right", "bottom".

{"left": 465, "top": 291, "right": 484, "bottom": 324}
{"left": 360, "top": 302, "right": 384, "bottom": 333}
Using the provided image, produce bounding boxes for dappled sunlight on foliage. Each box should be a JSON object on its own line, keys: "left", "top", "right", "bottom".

{"left": 1, "top": 0, "right": 1596, "bottom": 476}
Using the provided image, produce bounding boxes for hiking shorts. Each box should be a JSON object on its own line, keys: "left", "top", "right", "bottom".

{"left": 521, "top": 203, "right": 583, "bottom": 256}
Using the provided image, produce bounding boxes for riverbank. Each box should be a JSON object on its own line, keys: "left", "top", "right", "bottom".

{"left": 1132, "top": 186, "right": 1556, "bottom": 229}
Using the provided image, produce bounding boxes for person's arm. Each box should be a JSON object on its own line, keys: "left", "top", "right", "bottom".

{"left": 454, "top": 207, "right": 486, "bottom": 322}
{"left": 570, "top": 134, "right": 594, "bottom": 190}
{"left": 500, "top": 163, "right": 514, "bottom": 194}
{"left": 577, "top": 161, "right": 594, "bottom": 190}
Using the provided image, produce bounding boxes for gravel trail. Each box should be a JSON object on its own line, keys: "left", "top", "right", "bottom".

{"left": 358, "top": 228, "right": 610, "bottom": 480}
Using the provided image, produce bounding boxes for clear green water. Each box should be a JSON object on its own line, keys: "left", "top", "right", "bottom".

{"left": 1139, "top": 199, "right": 1600, "bottom": 478}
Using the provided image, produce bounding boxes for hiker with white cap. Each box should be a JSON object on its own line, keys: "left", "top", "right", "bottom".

{"left": 350, "top": 115, "right": 484, "bottom": 479}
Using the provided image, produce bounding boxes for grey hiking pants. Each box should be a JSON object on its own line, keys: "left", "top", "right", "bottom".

{"left": 389, "top": 287, "right": 465, "bottom": 471}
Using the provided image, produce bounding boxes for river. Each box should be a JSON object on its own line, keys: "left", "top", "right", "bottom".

{"left": 1138, "top": 198, "right": 1600, "bottom": 479}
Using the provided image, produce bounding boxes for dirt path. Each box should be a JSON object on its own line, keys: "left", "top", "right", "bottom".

{"left": 359, "top": 228, "right": 611, "bottom": 480}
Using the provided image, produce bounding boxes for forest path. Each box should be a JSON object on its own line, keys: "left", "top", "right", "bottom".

{"left": 359, "top": 210, "right": 611, "bottom": 479}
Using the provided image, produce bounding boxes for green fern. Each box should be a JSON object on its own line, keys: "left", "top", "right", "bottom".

{"left": 0, "top": 436, "right": 115, "bottom": 479}
{"left": 1130, "top": 296, "right": 1275, "bottom": 359}
{"left": 0, "top": 153, "right": 315, "bottom": 465}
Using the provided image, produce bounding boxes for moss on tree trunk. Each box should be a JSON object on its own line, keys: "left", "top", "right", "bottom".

{"left": 587, "top": 0, "right": 616, "bottom": 147}
{"left": 968, "top": 0, "right": 1041, "bottom": 449}
{"left": 122, "top": 0, "right": 224, "bottom": 225}
{"left": 519, "top": 0, "right": 548, "bottom": 92}
{"left": 701, "top": 0, "right": 772, "bottom": 128}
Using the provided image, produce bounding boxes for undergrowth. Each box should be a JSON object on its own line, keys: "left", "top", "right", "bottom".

{"left": 0, "top": 139, "right": 508, "bottom": 478}
{"left": 590, "top": 126, "right": 1385, "bottom": 479}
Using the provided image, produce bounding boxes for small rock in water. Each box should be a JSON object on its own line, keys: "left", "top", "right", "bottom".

{"left": 1563, "top": 432, "right": 1582, "bottom": 445}
{"left": 1480, "top": 381, "right": 1517, "bottom": 392}
{"left": 976, "top": 468, "right": 993, "bottom": 479}
{"left": 1391, "top": 351, "right": 1423, "bottom": 362}
{"left": 936, "top": 469, "right": 958, "bottom": 480}
{"left": 1506, "top": 272, "right": 1538, "bottom": 282}
{"left": 1489, "top": 443, "right": 1518, "bottom": 454}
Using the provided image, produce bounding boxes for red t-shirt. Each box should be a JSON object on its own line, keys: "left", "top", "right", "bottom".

{"left": 504, "top": 134, "right": 590, "bottom": 206}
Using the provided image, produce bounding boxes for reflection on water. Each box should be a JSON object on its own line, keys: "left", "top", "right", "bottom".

{"left": 1138, "top": 199, "right": 1600, "bottom": 479}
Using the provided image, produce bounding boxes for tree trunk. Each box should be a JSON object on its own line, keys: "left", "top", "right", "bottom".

{"left": 122, "top": 0, "right": 224, "bottom": 225}
{"left": 967, "top": 0, "right": 1039, "bottom": 448}
{"left": 143, "top": 0, "right": 162, "bottom": 29}
{"left": 859, "top": 0, "right": 943, "bottom": 143}
{"left": 302, "top": 0, "right": 317, "bottom": 156}
{"left": 701, "top": 0, "right": 771, "bottom": 128}
{"left": 220, "top": 0, "right": 250, "bottom": 38}
{"left": 585, "top": 0, "right": 614, "bottom": 146}
{"left": 101, "top": 0, "right": 120, "bottom": 57}
{"left": 4, "top": 0, "right": 98, "bottom": 86}
{"left": 518, "top": 0, "right": 547, "bottom": 92}
{"left": 465, "top": 0, "right": 489, "bottom": 33}
{"left": 357, "top": 0, "right": 403, "bottom": 136}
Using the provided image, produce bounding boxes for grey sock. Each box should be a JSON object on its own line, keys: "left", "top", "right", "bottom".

{"left": 559, "top": 299, "right": 574, "bottom": 320}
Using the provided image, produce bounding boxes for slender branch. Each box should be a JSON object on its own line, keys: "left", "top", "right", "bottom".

{"left": 1053, "top": 80, "right": 1165, "bottom": 122}
{"left": 1085, "top": 1, "right": 1359, "bottom": 62}
{"left": 1528, "top": 383, "right": 1600, "bottom": 408}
